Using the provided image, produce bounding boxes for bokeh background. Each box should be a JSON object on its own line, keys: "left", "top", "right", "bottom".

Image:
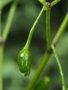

{"left": 2, "top": 0, "right": 68, "bottom": 90}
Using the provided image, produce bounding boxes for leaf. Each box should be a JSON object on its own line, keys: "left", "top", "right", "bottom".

{"left": 0, "top": 0, "right": 12, "bottom": 10}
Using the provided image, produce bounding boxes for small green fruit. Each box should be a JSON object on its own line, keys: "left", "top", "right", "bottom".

{"left": 18, "top": 48, "right": 32, "bottom": 76}
{"left": 34, "top": 76, "right": 51, "bottom": 90}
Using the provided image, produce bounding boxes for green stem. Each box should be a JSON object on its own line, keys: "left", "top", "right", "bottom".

{"left": 24, "top": 7, "right": 44, "bottom": 49}
{"left": 51, "top": 0, "right": 61, "bottom": 7}
{"left": 0, "top": 1, "right": 17, "bottom": 90}
{"left": 26, "top": 12, "right": 68, "bottom": 90}
{"left": 0, "top": 2, "right": 3, "bottom": 90}
{"left": 51, "top": 45, "right": 65, "bottom": 90}
{"left": 46, "top": 8, "right": 51, "bottom": 50}
{"left": 0, "top": 45, "right": 4, "bottom": 90}
{"left": 0, "top": 10, "right": 2, "bottom": 36}
{"left": 2, "top": 0, "right": 17, "bottom": 40}
{"left": 38, "top": 0, "right": 46, "bottom": 6}
{"left": 52, "top": 12, "right": 68, "bottom": 45}
{"left": 26, "top": 6, "right": 51, "bottom": 90}
{"left": 26, "top": 51, "right": 51, "bottom": 90}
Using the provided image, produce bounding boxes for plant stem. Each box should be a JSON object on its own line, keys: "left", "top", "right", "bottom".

{"left": 26, "top": 12, "right": 68, "bottom": 90}
{"left": 51, "top": 45, "right": 65, "bottom": 90}
{"left": 52, "top": 12, "right": 68, "bottom": 45}
{"left": 46, "top": 7, "right": 51, "bottom": 50}
{"left": 2, "top": 0, "right": 17, "bottom": 40}
{"left": 0, "top": 1, "right": 17, "bottom": 90}
{"left": 0, "top": 45, "right": 4, "bottom": 90}
{"left": 0, "top": 10, "right": 2, "bottom": 36}
{"left": 51, "top": 0, "right": 61, "bottom": 7}
{"left": 24, "top": 7, "right": 44, "bottom": 49}
{"left": 26, "top": 51, "right": 51, "bottom": 90}
{"left": 26, "top": 5, "right": 52, "bottom": 90}
{"left": 38, "top": 0, "right": 46, "bottom": 7}
{"left": 0, "top": 3, "right": 3, "bottom": 90}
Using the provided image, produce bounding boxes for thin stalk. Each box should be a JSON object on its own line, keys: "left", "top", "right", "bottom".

{"left": 0, "top": 2, "right": 3, "bottom": 90}
{"left": 2, "top": 1, "right": 17, "bottom": 40}
{"left": 26, "top": 12, "right": 68, "bottom": 90}
{"left": 0, "top": 45, "right": 4, "bottom": 90}
{"left": 38, "top": 0, "right": 46, "bottom": 5}
{"left": 52, "top": 12, "right": 68, "bottom": 45}
{"left": 51, "top": 0, "right": 61, "bottom": 7}
{"left": 0, "top": 1, "right": 17, "bottom": 90}
{"left": 46, "top": 8, "right": 51, "bottom": 50}
{"left": 0, "top": 10, "right": 2, "bottom": 36}
{"left": 51, "top": 45, "right": 65, "bottom": 90}
{"left": 26, "top": 5, "right": 51, "bottom": 90}
{"left": 24, "top": 7, "right": 44, "bottom": 49}
{"left": 43, "top": 0, "right": 46, "bottom": 4}
{"left": 26, "top": 51, "right": 51, "bottom": 90}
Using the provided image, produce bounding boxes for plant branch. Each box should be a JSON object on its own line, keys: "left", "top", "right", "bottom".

{"left": 51, "top": 0, "right": 61, "bottom": 7}
{"left": 0, "top": 3, "right": 3, "bottom": 90}
{"left": 2, "top": 0, "right": 17, "bottom": 41}
{"left": 26, "top": 12, "right": 68, "bottom": 90}
{"left": 24, "top": 7, "right": 44, "bottom": 49}
{"left": 26, "top": 3, "right": 52, "bottom": 90}
{"left": 0, "top": 45, "right": 4, "bottom": 90}
{"left": 46, "top": 5, "right": 51, "bottom": 50}
{"left": 0, "top": 1, "right": 17, "bottom": 90}
{"left": 0, "top": 9, "right": 2, "bottom": 37}
{"left": 52, "top": 12, "right": 68, "bottom": 45}
{"left": 38, "top": 0, "right": 46, "bottom": 5}
{"left": 51, "top": 45, "right": 65, "bottom": 90}
{"left": 26, "top": 50, "right": 51, "bottom": 90}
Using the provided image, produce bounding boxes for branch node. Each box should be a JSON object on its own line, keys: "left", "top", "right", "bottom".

{"left": 47, "top": 48, "right": 52, "bottom": 54}
{"left": 0, "top": 37, "right": 6, "bottom": 45}
{"left": 46, "top": 2, "right": 51, "bottom": 9}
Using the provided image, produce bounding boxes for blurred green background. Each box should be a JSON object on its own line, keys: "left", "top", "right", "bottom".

{"left": 2, "top": 0, "right": 68, "bottom": 90}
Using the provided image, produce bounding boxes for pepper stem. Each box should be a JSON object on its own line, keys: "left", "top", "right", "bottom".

{"left": 24, "top": 7, "right": 44, "bottom": 49}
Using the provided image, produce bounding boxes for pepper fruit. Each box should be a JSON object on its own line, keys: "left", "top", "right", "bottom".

{"left": 17, "top": 4, "right": 44, "bottom": 76}
{"left": 18, "top": 48, "right": 32, "bottom": 76}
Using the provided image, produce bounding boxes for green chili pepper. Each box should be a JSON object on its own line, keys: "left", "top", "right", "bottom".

{"left": 18, "top": 48, "right": 32, "bottom": 76}
{"left": 17, "top": 6, "right": 44, "bottom": 76}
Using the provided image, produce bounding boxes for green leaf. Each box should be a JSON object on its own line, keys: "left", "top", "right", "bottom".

{"left": 0, "top": 0, "right": 12, "bottom": 10}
